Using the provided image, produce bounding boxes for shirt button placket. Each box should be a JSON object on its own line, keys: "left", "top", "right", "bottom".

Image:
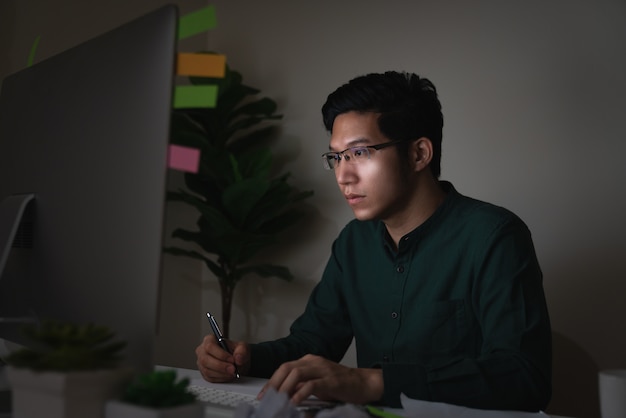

{"left": 389, "top": 257, "right": 407, "bottom": 362}
{"left": 392, "top": 263, "right": 406, "bottom": 319}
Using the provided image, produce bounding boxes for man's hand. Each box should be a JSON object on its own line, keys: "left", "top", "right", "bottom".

{"left": 195, "top": 334, "right": 250, "bottom": 382}
{"left": 258, "top": 354, "right": 384, "bottom": 405}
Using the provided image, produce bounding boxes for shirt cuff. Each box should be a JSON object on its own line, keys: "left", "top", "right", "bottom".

{"left": 381, "top": 362, "right": 430, "bottom": 407}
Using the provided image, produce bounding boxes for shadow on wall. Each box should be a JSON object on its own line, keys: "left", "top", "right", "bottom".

{"left": 546, "top": 331, "right": 600, "bottom": 418}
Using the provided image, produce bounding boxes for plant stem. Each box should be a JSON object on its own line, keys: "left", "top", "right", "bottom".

{"left": 218, "top": 278, "right": 234, "bottom": 339}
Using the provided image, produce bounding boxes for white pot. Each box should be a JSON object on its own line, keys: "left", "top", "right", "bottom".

{"left": 105, "top": 399, "right": 204, "bottom": 418}
{"left": 7, "top": 366, "right": 133, "bottom": 418}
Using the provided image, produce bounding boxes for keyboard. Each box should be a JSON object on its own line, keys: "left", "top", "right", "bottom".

{"left": 188, "top": 384, "right": 261, "bottom": 409}
{"left": 187, "top": 382, "right": 338, "bottom": 417}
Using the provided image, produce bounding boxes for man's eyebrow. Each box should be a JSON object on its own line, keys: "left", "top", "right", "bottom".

{"left": 328, "top": 137, "right": 369, "bottom": 151}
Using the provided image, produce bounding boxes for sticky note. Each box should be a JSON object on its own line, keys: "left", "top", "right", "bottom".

{"left": 168, "top": 144, "right": 201, "bottom": 173}
{"left": 27, "top": 36, "right": 41, "bottom": 67}
{"left": 366, "top": 406, "right": 403, "bottom": 418}
{"left": 176, "top": 53, "right": 226, "bottom": 78}
{"left": 178, "top": 6, "right": 217, "bottom": 40}
{"left": 173, "top": 85, "right": 218, "bottom": 108}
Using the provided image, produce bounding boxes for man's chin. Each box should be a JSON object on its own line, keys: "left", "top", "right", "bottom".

{"left": 352, "top": 209, "right": 376, "bottom": 221}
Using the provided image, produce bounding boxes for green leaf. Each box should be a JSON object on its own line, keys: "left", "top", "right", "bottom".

{"left": 228, "top": 126, "right": 279, "bottom": 156}
{"left": 122, "top": 370, "right": 196, "bottom": 407}
{"left": 222, "top": 116, "right": 276, "bottom": 141}
{"left": 163, "top": 246, "right": 226, "bottom": 279}
{"left": 171, "top": 228, "right": 221, "bottom": 255}
{"left": 235, "top": 264, "right": 294, "bottom": 282}
{"left": 236, "top": 147, "right": 273, "bottom": 179}
{"left": 222, "top": 178, "right": 271, "bottom": 226}
{"left": 230, "top": 97, "right": 279, "bottom": 120}
{"left": 228, "top": 153, "right": 243, "bottom": 183}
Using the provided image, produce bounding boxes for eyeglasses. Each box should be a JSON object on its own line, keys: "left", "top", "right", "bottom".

{"left": 321, "top": 140, "right": 405, "bottom": 170}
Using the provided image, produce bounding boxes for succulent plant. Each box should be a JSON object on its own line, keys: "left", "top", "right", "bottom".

{"left": 5, "top": 319, "right": 126, "bottom": 371}
{"left": 121, "top": 370, "right": 196, "bottom": 408}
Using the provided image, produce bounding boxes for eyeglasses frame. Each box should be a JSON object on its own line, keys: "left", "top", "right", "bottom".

{"left": 321, "top": 139, "right": 407, "bottom": 170}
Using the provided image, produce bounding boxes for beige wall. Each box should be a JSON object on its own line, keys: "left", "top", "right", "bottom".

{"left": 2, "top": 1, "right": 625, "bottom": 417}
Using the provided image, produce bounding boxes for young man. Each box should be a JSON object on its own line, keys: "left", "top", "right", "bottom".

{"left": 195, "top": 71, "right": 552, "bottom": 412}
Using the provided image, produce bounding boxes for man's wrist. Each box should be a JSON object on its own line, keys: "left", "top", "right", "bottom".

{"left": 363, "top": 368, "right": 384, "bottom": 403}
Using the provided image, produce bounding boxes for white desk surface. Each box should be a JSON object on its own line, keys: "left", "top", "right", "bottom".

{"left": 161, "top": 366, "right": 574, "bottom": 418}
{"left": 0, "top": 365, "right": 575, "bottom": 418}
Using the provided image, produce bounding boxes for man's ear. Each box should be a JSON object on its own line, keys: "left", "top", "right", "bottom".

{"left": 412, "top": 137, "right": 433, "bottom": 172}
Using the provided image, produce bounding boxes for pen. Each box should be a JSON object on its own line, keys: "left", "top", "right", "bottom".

{"left": 206, "top": 312, "right": 240, "bottom": 379}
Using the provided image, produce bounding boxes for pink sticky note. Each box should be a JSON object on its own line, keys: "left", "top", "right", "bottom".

{"left": 168, "top": 144, "right": 200, "bottom": 173}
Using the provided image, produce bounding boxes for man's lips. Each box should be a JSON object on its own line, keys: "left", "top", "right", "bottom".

{"left": 345, "top": 194, "right": 365, "bottom": 205}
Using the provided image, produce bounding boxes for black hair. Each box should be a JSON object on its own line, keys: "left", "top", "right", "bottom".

{"left": 321, "top": 71, "right": 444, "bottom": 178}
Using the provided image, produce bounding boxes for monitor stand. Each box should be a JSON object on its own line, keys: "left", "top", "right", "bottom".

{"left": 0, "top": 194, "right": 35, "bottom": 417}
{"left": 0, "top": 193, "right": 38, "bottom": 336}
{"left": 0, "top": 365, "right": 9, "bottom": 418}
{"left": 0, "top": 194, "right": 34, "bottom": 282}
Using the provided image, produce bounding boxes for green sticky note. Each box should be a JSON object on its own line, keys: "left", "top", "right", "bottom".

{"left": 27, "top": 36, "right": 41, "bottom": 67}
{"left": 178, "top": 6, "right": 217, "bottom": 40}
{"left": 173, "top": 85, "right": 218, "bottom": 108}
{"left": 365, "top": 405, "right": 404, "bottom": 418}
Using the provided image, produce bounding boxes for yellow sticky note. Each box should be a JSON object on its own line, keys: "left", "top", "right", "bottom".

{"left": 174, "top": 85, "right": 218, "bottom": 108}
{"left": 178, "top": 6, "right": 217, "bottom": 40}
{"left": 176, "top": 53, "right": 226, "bottom": 78}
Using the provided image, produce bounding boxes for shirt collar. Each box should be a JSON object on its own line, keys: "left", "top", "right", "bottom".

{"left": 379, "top": 181, "right": 460, "bottom": 253}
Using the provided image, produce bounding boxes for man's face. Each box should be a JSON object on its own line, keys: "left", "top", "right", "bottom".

{"left": 329, "top": 111, "right": 415, "bottom": 222}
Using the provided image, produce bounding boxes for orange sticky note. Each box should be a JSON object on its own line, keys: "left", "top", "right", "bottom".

{"left": 168, "top": 144, "right": 200, "bottom": 173}
{"left": 177, "top": 53, "right": 226, "bottom": 78}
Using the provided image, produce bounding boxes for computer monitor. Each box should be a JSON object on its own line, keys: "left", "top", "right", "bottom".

{"left": 0, "top": 4, "right": 178, "bottom": 374}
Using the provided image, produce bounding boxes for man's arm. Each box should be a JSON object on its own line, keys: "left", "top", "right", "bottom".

{"left": 247, "top": 243, "right": 355, "bottom": 378}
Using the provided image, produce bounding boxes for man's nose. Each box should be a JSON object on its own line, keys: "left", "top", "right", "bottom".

{"left": 335, "top": 160, "right": 356, "bottom": 185}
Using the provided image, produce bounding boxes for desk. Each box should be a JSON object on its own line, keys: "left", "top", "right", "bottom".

{"left": 163, "top": 366, "right": 575, "bottom": 418}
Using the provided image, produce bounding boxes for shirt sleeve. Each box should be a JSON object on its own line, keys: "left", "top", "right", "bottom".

{"left": 381, "top": 215, "right": 552, "bottom": 412}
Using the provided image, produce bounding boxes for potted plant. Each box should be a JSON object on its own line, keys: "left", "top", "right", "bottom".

{"left": 166, "top": 62, "right": 313, "bottom": 337}
{"left": 105, "top": 369, "right": 202, "bottom": 418}
{"left": 4, "top": 319, "right": 133, "bottom": 418}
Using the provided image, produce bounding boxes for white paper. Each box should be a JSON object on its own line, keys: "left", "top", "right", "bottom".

{"left": 230, "top": 387, "right": 369, "bottom": 418}
{"left": 400, "top": 394, "right": 550, "bottom": 418}
{"left": 233, "top": 388, "right": 301, "bottom": 418}
{"left": 315, "top": 404, "right": 370, "bottom": 418}
{"left": 598, "top": 369, "right": 626, "bottom": 418}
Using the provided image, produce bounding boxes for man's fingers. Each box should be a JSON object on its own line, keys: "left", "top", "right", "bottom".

{"left": 290, "top": 379, "right": 318, "bottom": 405}
{"left": 197, "top": 354, "right": 235, "bottom": 382}
{"left": 258, "top": 359, "right": 296, "bottom": 399}
{"left": 260, "top": 355, "right": 331, "bottom": 402}
{"left": 277, "top": 365, "right": 322, "bottom": 401}
{"left": 200, "top": 367, "right": 235, "bottom": 383}
{"left": 277, "top": 365, "right": 308, "bottom": 394}
{"left": 195, "top": 334, "right": 240, "bottom": 383}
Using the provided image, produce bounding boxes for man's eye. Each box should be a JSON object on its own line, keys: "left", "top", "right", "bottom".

{"left": 352, "top": 148, "right": 367, "bottom": 158}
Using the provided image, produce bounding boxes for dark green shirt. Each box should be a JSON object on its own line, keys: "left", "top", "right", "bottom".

{"left": 250, "top": 182, "right": 552, "bottom": 411}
